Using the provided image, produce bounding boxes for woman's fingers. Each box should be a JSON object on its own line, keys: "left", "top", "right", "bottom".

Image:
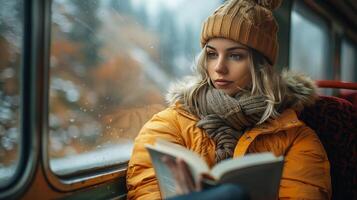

{"left": 177, "top": 158, "right": 196, "bottom": 193}
{"left": 176, "top": 160, "right": 189, "bottom": 194}
{"left": 162, "top": 156, "right": 182, "bottom": 185}
{"left": 162, "top": 156, "right": 200, "bottom": 195}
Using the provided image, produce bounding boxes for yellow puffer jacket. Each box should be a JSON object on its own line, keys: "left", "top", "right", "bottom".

{"left": 126, "top": 102, "right": 331, "bottom": 199}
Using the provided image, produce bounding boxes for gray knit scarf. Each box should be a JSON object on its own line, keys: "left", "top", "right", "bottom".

{"left": 193, "top": 87, "right": 268, "bottom": 163}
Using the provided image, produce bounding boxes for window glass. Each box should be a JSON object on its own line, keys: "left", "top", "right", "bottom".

{"left": 341, "top": 39, "right": 357, "bottom": 82}
{"left": 289, "top": 2, "right": 331, "bottom": 94}
{"left": 0, "top": 0, "right": 23, "bottom": 187}
{"left": 339, "top": 39, "right": 357, "bottom": 104}
{"left": 49, "top": 0, "right": 221, "bottom": 175}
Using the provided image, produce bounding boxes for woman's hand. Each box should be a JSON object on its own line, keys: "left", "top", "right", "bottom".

{"left": 162, "top": 156, "right": 202, "bottom": 195}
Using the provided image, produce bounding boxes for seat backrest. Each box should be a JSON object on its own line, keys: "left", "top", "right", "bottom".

{"left": 339, "top": 91, "right": 357, "bottom": 106}
{"left": 299, "top": 95, "right": 357, "bottom": 200}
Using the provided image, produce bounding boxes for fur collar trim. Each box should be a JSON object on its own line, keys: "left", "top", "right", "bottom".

{"left": 166, "top": 70, "right": 317, "bottom": 113}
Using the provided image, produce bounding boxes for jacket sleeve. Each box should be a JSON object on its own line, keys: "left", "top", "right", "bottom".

{"left": 126, "top": 108, "right": 183, "bottom": 200}
{"left": 279, "top": 125, "right": 332, "bottom": 200}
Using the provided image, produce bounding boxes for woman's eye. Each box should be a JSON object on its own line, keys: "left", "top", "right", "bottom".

{"left": 206, "top": 51, "right": 218, "bottom": 59}
{"left": 229, "top": 53, "right": 242, "bottom": 60}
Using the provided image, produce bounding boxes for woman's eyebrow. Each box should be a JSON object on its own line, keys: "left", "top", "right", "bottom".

{"left": 206, "top": 45, "right": 216, "bottom": 50}
{"left": 226, "top": 46, "right": 248, "bottom": 51}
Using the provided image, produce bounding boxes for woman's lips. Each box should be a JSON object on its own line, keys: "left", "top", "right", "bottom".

{"left": 214, "top": 80, "right": 233, "bottom": 87}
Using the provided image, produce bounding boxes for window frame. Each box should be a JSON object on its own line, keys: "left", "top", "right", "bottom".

{"left": 0, "top": 0, "right": 39, "bottom": 198}
{"left": 42, "top": 0, "right": 128, "bottom": 192}
{"left": 274, "top": 0, "right": 293, "bottom": 70}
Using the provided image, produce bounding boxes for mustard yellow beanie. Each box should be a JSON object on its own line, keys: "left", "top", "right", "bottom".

{"left": 201, "top": 0, "right": 282, "bottom": 65}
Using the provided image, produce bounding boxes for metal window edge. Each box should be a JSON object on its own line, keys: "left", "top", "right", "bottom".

{"left": 0, "top": 0, "right": 42, "bottom": 198}
{"left": 40, "top": 0, "right": 129, "bottom": 192}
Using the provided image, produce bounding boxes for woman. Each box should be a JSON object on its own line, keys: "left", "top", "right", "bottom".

{"left": 126, "top": 0, "right": 331, "bottom": 199}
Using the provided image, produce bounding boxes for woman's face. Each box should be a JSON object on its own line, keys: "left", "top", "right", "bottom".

{"left": 206, "top": 38, "right": 251, "bottom": 96}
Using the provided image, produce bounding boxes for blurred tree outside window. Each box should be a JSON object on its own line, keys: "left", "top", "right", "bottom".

{"left": 0, "top": 0, "right": 23, "bottom": 187}
{"left": 49, "top": 0, "right": 222, "bottom": 175}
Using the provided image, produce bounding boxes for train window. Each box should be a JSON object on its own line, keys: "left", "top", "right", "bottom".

{"left": 0, "top": 0, "right": 23, "bottom": 187}
{"left": 289, "top": 2, "right": 330, "bottom": 80}
{"left": 341, "top": 39, "right": 357, "bottom": 82}
{"left": 49, "top": 0, "right": 221, "bottom": 176}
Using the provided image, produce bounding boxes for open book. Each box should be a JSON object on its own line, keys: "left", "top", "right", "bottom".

{"left": 145, "top": 139, "right": 284, "bottom": 200}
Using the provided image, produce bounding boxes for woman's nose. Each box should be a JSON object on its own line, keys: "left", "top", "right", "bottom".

{"left": 214, "top": 56, "right": 228, "bottom": 74}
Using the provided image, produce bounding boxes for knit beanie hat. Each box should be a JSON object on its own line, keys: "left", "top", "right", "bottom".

{"left": 201, "top": 0, "right": 282, "bottom": 65}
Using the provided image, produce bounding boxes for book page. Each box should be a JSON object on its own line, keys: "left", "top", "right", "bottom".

{"left": 211, "top": 152, "right": 282, "bottom": 179}
{"left": 219, "top": 161, "right": 283, "bottom": 200}
{"left": 211, "top": 152, "right": 284, "bottom": 200}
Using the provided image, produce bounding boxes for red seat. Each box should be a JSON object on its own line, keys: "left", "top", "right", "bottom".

{"left": 339, "top": 91, "right": 357, "bottom": 106}
{"left": 299, "top": 95, "right": 357, "bottom": 199}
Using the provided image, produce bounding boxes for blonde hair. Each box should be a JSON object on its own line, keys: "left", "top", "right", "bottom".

{"left": 183, "top": 46, "right": 286, "bottom": 124}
